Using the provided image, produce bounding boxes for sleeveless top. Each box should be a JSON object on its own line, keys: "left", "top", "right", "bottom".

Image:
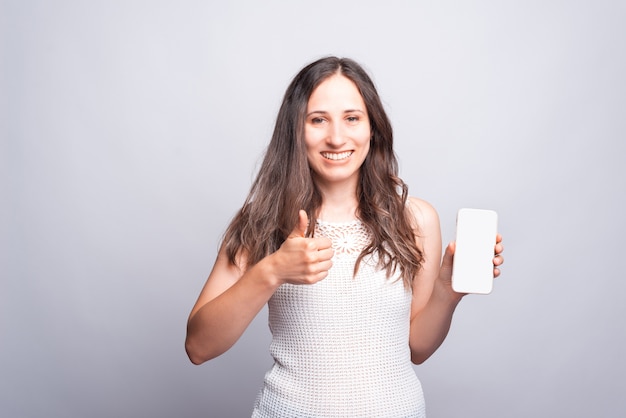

{"left": 251, "top": 220, "right": 426, "bottom": 417}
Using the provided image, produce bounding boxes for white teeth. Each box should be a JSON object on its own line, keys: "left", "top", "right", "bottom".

{"left": 321, "top": 151, "right": 353, "bottom": 160}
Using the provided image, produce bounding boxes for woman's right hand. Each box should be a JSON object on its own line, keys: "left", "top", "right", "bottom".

{"left": 266, "top": 210, "right": 334, "bottom": 286}
{"left": 186, "top": 210, "right": 333, "bottom": 364}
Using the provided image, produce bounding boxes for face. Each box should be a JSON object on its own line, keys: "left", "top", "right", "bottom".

{"left": 304, "top": 74, "right": 371, "bottom": 189}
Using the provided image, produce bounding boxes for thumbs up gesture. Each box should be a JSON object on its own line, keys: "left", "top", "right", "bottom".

{"left": 268, "top": 210, "right": 334, "bottom": 285}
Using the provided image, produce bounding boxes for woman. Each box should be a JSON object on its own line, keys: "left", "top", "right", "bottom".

{"left": 185, "top": 56, "right": 504, "bottom": 417}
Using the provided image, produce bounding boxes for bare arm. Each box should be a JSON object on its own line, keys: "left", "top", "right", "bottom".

{"left": 409, "top": 240, "right": 462, "bottom": 365}
{"left": 407, "top": 198, "right": 504, "bottom": 364}
{"left": 185, "top": 251, "right": 280, "bottom": 364}
{"left": 185, "top": 210, "right": 334, "bottom": 365}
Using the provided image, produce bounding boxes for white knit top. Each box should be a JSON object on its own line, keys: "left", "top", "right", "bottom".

{"left": 252, "top": 220, "right": 425, "bottom": 417}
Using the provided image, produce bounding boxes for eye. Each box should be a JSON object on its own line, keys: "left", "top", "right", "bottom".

{"left": 346, "top": 115, "right": 360, "bottom": 123}
{"left": 311, "top": 116, "right": 326, "bottom": 124}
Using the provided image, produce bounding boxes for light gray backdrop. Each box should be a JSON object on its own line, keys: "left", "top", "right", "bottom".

{"left": 3, "top": 0, "right": 625, "bottom": 417}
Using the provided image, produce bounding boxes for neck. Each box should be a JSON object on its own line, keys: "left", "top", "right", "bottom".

{"left": 315, "top": 179, "right": 359, "bottom": 222}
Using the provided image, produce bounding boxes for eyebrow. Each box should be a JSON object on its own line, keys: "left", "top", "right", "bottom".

{"left": 306, "top": 109, "right": 366, "bottom": 117}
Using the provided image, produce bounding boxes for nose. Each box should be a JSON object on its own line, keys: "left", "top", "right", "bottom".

{"left": 326, "top": 122, "right": 346, "bottom": 147}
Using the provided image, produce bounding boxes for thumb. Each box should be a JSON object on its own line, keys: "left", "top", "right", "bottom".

{"left": 441, "top": 241, "right": 456, "bottom": 271}
{"left": 289, "top": 210, "right": 309, "bottom": 238}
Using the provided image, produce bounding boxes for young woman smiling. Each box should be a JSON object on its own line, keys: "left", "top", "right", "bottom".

{"left": 185, "top": 56, "right": 504, "bottom": 417}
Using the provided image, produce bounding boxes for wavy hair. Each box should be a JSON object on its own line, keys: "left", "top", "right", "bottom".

{"left": 222, "top": 56, "right": 423, "bottom": 287}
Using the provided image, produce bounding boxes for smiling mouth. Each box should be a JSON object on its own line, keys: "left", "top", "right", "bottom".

{"left": 321, "top": 151, "right": 353, "bottom": 161}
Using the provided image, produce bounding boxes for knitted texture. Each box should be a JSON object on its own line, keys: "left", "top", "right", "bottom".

{"left": 252, "top": 220, "right": 425, "bottom": 417}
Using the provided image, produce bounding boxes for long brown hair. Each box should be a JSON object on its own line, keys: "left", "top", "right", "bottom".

{"left": 222, "top": 56, "right": 423, "bottom": 287}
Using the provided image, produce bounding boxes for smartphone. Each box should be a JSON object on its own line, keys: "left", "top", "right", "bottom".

{"left": 451, "top": 208, "right": 498, "bottom": 294}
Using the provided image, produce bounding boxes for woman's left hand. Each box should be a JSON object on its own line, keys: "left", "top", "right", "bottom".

{"left": 439, "top": 234, "right": 505, "bottom": 296}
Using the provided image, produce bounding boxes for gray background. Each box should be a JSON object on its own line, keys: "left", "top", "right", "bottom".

{"left": 3, "top": 0, "right": 625, "bottom": 417}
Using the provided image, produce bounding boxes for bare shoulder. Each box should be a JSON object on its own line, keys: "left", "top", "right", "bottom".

{"left": 407, "top": 196, "right": 440, "bottom": 234}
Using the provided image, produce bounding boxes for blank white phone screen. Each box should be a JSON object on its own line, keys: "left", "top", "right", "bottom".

{"left": 451, "top": 208, "right": 498, "bottom": 294}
